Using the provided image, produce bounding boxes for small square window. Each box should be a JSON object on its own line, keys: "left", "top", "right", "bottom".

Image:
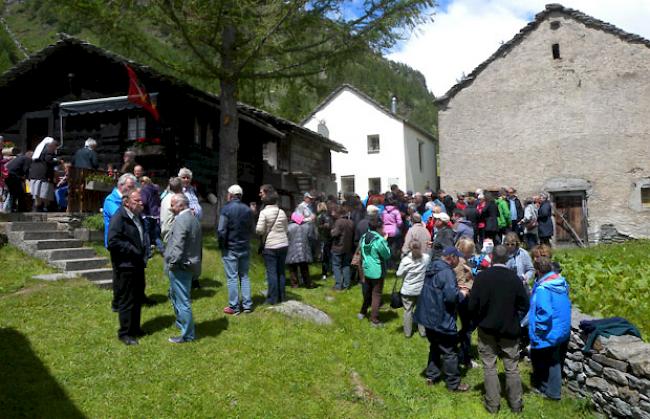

{"left": 552, "top": 43, "right": 561, "bottom": 60}
{"left": 642, "top": 187, "right": 650, "bottom": 208}
{"left": 128, "top": 116, "right": 146, "bottom": 140}
{"left": 368, "top": 177, "right": 381, "bottom": 193}
{"left": 341, "top": 176, "right": 355, "bottom": 194}
{"left": 367, "top": 135, "right": 380, "bottom": 154}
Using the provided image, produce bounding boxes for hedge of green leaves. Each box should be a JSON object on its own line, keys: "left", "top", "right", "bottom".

{"left": 556, "top": 241, "right": 650, "bottom": 339}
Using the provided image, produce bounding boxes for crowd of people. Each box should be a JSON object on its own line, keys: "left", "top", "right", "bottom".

{"left": 3, "top": 135, "right": 573, "bottom": 413}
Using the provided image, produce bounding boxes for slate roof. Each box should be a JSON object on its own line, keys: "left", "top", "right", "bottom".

{"left": 301, "top": 83, "right": 436, "bottom": 141}
{"left": 0, "top": 35, "right": 346, "bottom": 152}
{"left": 435, "top": 3, "right": 650, "bottom": 108}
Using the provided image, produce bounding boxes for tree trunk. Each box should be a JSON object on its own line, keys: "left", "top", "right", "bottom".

{"left": 217, "top": 23, "right": 239, "bottom": 216}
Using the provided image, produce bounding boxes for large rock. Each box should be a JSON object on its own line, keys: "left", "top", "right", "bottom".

{"left": 605, "top": 336, "right": 648, "bottom": 361}
{"left": 571, "top": 307, "right": 595, "bottom": 331}
{"left": 586, "top": 377, "right": 616, "bottom": 394}
{"left": 267, "top": 300, "right": 333, "bottom": 325}
{"left": 592, "top": 353, "right": 628, "bottom": 372}
{"left": 629, "top": 352, "right": 650, "bottom": 379}
{"left": 629, "top": 375, "right": 650, "bottom": 394}
{"left": 604, "top": 367, "right": 632, "bottom": 386}
{"left": 612, "top": 398, "right": 633, "bottom": 417}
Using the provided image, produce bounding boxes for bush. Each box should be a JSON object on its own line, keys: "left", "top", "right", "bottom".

{"left": 556, "top": 240, "right": 650, "bottom": 338}
{"left": 81, "top": 214, "right": 104, "bottom": 232}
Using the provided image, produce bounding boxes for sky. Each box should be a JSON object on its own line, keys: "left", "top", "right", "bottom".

{"left": 387, "top": 0, "right": 650, "bottom": 97}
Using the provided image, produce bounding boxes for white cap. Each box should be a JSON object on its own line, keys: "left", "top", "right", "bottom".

{"left": 433, "top": 212, "right": 450, "bottom": 223}
{"left": 228, "top": 184, "right": 243, "bottom": 195}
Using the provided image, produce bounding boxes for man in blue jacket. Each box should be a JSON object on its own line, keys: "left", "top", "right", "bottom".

{"left": 415, "top": 247, "right": 470, "bottom": 392}
{"left": 218, "top": 185, "right": 254, "bottom": 315}
{"left": 529, "top": 255, "right": 571, "bottom": 400}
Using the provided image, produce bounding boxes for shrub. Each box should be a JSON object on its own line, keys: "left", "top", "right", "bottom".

{"left": 81, "top": 214, "right": 104, "bottom": 232}
{"left": 556, "top": 240, "right": 650, "bottom": 338}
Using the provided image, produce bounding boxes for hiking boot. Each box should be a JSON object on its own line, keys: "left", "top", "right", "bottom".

{"left": 451, "top": 383, "right": 470, "bottom": 392}
{"left": 223, "top": 306, "right": 240, "bottom": 316}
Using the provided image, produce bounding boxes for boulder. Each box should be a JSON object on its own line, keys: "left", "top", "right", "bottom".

{"left": 592, "top": 353, "right": 628, "bottom": 372}
{"left": 612, "top": 398, "right": 633, "bottom": 418}
{"left": 267, "top": 300, "right": 333, "bottom": 325}
{"left": 587, "top": 358, "right": 604, "bottom": 374}
{"left": 605, "top": 337, "right": 648, "bottom": 361}
{"left": 629, "top": 352, "right": 650, "bottom": 379}
{"left": 586, "top": 377, "right": 615, "bottom": 394}
{"left": 628, "top": 375, "right": 650, "bottom": 394}
{"left": 571, "top": 307, "right": 595, "bottom": 331}
{"left": 567, "top": 351, "right": 584, "bottom": 362}
{"left": 603, "top": 367, "right": 632, "bottom": 386}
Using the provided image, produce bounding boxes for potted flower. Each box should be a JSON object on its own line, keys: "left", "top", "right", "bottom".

{"left": 85, "top": 173, "right": 115, "bottom": 192}
{"left": 129, "top": 137, "right": 164, "bottom": 156}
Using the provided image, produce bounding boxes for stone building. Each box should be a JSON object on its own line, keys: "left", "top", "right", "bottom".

{"left": 436, "top": 4, "right": 650, "bottom": 244}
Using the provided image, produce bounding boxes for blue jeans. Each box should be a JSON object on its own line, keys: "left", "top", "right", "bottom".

{"left": 222, "top": 249, "right": 252, "bottom": 311}
{"left": 331, "top": 252, "right": 351, "bottom": 289}
{"left": 168, "top": 268, "right": 195, "bottom": 341}
{"left": 262, "top": 247, "right": 287, "bottom": 304}
{"left": 530, "top": 340, "right": 569, "bottom": 400}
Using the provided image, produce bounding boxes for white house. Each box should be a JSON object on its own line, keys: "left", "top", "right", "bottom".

{"left": 301, "top": 84, "right": 437, "bottom": 197}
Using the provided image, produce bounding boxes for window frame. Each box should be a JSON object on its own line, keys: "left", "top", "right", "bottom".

{"left": 127, "top": 116, "right": 146, "bottom": 141}
{"left": 340, "top": 175, "right": 355, "bottom": 194}
{"left": 367, "top": 134, "right": 380, "bottom": 154}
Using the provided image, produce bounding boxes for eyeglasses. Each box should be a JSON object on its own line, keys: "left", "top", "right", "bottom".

{"left": 504, "top": 242, "right": 517, "bottom": 246}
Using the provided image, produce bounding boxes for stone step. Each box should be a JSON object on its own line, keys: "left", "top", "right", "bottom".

{"left": 92, "top": 279, "right": 113, "bottom": 289}
{"left": 0, "top": 213, "right": 48, "bottom": 222}
{"left": 6, "top": 222, "right": 60, "bottom": 232}
{"left": 32, "top": 272, "right": 80, "bottom": 281}
{"left": 53, "top": 257, "right": 109, "bottom": 271}
{"left": 17, "top": 230, "right": 72, "bottom": 241}
{"left": 37, "top": 247, "right": 97, "bottom": 261}
{"left": 74, "top": 268, "right": 113, "bottom": 282}
{"left": 28, "top": 239, "right": 83, "bottom": 250}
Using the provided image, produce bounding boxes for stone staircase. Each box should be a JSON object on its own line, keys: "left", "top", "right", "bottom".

{"left": 1, "top": 213, "right": 112, "bottom": 288}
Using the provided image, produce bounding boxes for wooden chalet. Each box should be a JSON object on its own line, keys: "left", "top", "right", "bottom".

{"left": 0, "top": 36, "right": 345, "bottom": 208}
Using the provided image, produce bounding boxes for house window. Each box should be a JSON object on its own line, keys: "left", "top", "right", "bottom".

{"left": 367, "top": 135, "right": 380, "bottom": 154}
{"left": 642, "top": 187, "right": 650, "bottom": 208}
{"left": 194, "top": 118, "right": 201, "bottom": 145}
{"left": 341, "top": 176, "right": 355, "bottom": 193}
{"left": 206, "top": 123, "right": 214, "bottom": 149}
{"left": 127, "top": 116, "right": 146, "bottom": 140}
{"left": 368, "top": 177, "right": 381, "bottom": 193}
{"left": 417, "top": 140, "right": 424, "bottom": 172}
{"left": 552, "top": 43, "right": 561, "bottom": 59}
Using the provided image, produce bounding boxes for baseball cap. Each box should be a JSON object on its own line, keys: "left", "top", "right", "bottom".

{"left": 304, "top": 192, "right": 314, "bottom": 199}
{"left": 227, "top": 184, "right": 243, "bottom": 195}
{"left": 433, "top": 212, "right": 451, "bottom": 223}
{"left": 441, "top": 247, "right": 462, "bottom": 257}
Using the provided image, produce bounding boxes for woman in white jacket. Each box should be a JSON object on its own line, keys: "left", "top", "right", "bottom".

{"left": 396, "top": 240, "right": 430, "bottom": 338}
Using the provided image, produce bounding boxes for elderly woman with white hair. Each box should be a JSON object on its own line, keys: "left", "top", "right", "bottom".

{"left": 178, "top": 167, "right": 202, "bottom": 220}
{"left": 28, "top": 137, "right": 58, "bottom": 212}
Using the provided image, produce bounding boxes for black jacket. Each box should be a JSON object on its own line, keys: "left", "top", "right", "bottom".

{"left": 72, "top": 147, "right": 99, "bottom": 170}
{"left": 415, "top": 259, "right": 464, "bottom": 335}
{"left": 483, "top": 201, "right": 499, "bottom": 233}
{"left": 431, "top": 226, "right": 454, "bottom": 260}
{"left": 468, "top": 265, "right": 530, "bottom": 339}
{"left": 28, "top": 151, "right": 56, "bottom": 182}
{"left": 537, "top": 201, "right": 554, "bottom": 238}
{"left": 7, "top": 155, "right": 32, "bottom": 178}
{"left": 107, "top": 206, "right": 148, "bottom": 270}
{"left": 464, "top": 202, "right": 479, "bottom": 229}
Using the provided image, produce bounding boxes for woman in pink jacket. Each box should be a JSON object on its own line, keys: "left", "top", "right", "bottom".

{"left": 382, "top": 195, "right": 403, "bottom": 269}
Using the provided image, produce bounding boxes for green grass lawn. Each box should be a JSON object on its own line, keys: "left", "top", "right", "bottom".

{"left": 1, "top": 237, "right": 593, "bottom": 418}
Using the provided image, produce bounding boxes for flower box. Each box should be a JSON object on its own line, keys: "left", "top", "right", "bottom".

{"left": 130, "top": 145, "right": 165, "bottom": 156}
{"left": 85, "top": 181, "right": 114, "bottom": 192}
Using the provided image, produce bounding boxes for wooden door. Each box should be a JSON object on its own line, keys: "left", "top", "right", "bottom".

{"left": 553, "top": 192, "right": 587, "bottom": 243}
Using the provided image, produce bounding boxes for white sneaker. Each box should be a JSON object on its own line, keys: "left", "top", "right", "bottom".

{"left": 321, "top": 275, "right": 327, "bottom": 280}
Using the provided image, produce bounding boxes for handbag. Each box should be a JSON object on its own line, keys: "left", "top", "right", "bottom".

{"left": 390, "top": 276, "right": 403, "bottom": 309}
{"left": 258, "top": 207, "right": 280, "bottom": 254}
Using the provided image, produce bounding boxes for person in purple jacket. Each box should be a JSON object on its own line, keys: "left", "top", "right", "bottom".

{"left": 140, "top": 176, "right": 163, "bottom": 255}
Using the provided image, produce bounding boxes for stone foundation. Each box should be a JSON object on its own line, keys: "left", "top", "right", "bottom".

{"left": 566, "top": 308, "right": 650, "bottom": 418}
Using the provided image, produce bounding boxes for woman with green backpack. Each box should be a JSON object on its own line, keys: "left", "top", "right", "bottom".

{"left": 358, "top": 217, "right": 391, "bottom": 327}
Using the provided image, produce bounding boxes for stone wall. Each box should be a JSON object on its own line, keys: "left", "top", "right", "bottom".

{"left": 566, "top": 308, "right": 650, "bottom": 418}
{"left": 437, "top": 11, "right": 650, "bottom": 242}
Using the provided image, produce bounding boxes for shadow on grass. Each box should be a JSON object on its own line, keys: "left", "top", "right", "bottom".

{"left": 147, "top": 293, "right": 169, "bottom": 305}
{"left": 196, "top": 317, "right": 228, "bottom": 339}
{"left": 197, "top": 278, "right": 223, "bottom": 289}
{"left": 0, "top": 328, "right": 85, "bottom": 418}
{"left": 142, "top": 315, "right": 176, "bottom": 334}
{"left": 191, "top": 288, "right": 217, "bottom": 300}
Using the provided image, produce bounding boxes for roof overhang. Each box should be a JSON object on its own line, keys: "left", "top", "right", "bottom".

{"left": 59, "top": 93, "right": 158, "bottom": 116}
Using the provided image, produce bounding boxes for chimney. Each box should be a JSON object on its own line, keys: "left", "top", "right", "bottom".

{"left": 391, "top": 96, "right": 397, "bottom": 114}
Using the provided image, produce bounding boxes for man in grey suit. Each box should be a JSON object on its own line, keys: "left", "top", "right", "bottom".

{"left": 164, "top": 193, "right": 202, "bottom": 343}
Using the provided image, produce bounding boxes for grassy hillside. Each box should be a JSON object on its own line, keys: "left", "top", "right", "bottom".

{"left": 0, "top": 0, "right": 437, "bottom": 134}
